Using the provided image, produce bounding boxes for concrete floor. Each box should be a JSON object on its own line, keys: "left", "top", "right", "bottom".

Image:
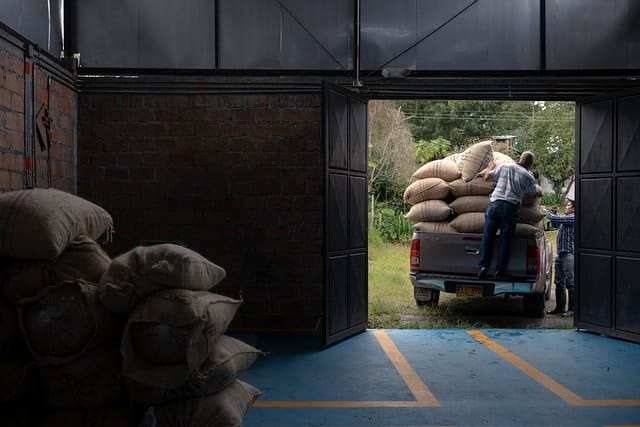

{"left": 237, "top": 329, "right": 640, "bottom": 427}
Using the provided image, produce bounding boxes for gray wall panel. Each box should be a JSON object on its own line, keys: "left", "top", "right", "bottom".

{"left": 218, "top": 0, "right": 352, "bottom": 70}
{"left": 0, "top": 0, "right": 62, "bottom": 55}
{"left": 547, "top": 0, "right": 640, "bottom": 69}
{"left": 361, "top": 0, "right": 540, "bottom": 71}
{"left": 73, "top": 0, "right": 215, "bottom": 69}
{"left": 361, "top": 0, "right": 417, "bottom": 70}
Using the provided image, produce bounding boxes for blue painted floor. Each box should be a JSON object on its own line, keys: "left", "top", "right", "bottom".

{"left": 236, "top": 329, "right": 640, "bottom": 427}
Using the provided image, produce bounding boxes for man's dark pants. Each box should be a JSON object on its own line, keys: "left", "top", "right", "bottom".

{"left": 479, "top": 199, "right": 518, "bottom": 273}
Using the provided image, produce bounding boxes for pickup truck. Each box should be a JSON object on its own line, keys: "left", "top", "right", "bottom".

{"left": 409, "top": 228, "right": 553, "bottom": 318}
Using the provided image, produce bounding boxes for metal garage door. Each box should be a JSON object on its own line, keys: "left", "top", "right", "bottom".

{"left": 576, "top": 88, "right": 640, "bottom": 344}
{"left": 322, "top": 81, "right": 369, "bottom": 346}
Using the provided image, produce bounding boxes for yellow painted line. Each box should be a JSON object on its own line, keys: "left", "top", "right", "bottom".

{"left": 253, "top": 330, "right": 439, "bottom": 408}
{"left": 253, "top": 400, "right": 432, "bottom": 408}
{"left": 373, "top": 329, "right": 440, "bottom": 407}
{"left": 468, "top": 330, "right": 640, "bottom": 407}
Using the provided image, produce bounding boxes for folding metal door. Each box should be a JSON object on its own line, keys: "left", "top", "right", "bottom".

{"left": 576, "top": 89, "right": 640, "bottom": 343}
{"left": 322, "top": 81, "right": 368, "bottom": 346}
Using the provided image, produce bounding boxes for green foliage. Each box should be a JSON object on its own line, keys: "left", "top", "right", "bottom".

{"left": 372, "top": 206, "right": 413, "bottom": 244}
{"left": 369, "top": 172, "right": 408, "bottom": 212}
{"left": 415, "top": 137, "right": 452, "bottom": 163}
{"left": 395, "top": 100, "right": 530, "bottom": 151}
{"left": 515, "top": 102, "right": 575, "bottom": 195}
{"left": 541, "top": 193, "right": 565, "bottom": 207}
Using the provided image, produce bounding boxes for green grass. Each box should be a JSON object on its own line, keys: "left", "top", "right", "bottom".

{"left": 367, "top": 240, "right": 476, "bottom": 328}
{"left": 367, "top": 241, "right": 414, "bottom": 326}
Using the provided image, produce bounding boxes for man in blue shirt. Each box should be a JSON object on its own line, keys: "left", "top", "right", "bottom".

{"left": 478, "top": 151, "right": 538, "bottom": 280}
{"left": 545, "top": 199, "right": 576, "bottom": 315}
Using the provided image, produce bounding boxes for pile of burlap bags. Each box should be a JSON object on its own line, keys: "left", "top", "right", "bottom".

{"left": 403, "top": 140, "right": 544, "bottom": 235}
{"left": 0, "top": 188, "right": 262, "bottom": 427}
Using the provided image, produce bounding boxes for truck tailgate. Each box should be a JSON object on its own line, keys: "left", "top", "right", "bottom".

{"left": 416, "top": 232, "right": 532, "bottom": 277}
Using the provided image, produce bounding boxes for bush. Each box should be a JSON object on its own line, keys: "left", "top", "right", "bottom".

{"left": 541, "top": 193, "right": 565, "bottom": 208}
{"left": 372, "top": 207, "right": 413, "bottom": 244}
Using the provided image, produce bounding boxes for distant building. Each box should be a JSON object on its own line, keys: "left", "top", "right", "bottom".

{"left": 493, "top": 135, "right": 518, "bottom": 149}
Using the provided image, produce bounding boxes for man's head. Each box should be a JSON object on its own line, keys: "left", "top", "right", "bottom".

{"left": 519, "top": 151, "right": 535, "bottom": 170}
{"left": 566, "top": 199, "right": 576, "bottom": 213}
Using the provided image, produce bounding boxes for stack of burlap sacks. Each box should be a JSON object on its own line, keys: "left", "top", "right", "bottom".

{"left": 404, "top": 140, "right": 544, "bottom": 235}
{"left": 0, "top": 188, "right": 261, "bottom": 427}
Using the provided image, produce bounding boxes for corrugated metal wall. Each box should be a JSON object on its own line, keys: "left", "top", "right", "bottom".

{"left": 0, "top": 0, "right": 63, "bottom": 58}
{"left": 58, "top": 0, "right": 640, "bottom": 73}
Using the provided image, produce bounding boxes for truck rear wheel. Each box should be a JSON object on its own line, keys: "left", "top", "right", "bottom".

{"left": 523, "top": 293, "right": 545, "bottom": 318}
{"left": 414, "top": 288, "right": 439, "bottom": 307}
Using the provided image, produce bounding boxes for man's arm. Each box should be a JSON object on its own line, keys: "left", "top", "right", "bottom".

{"left": 483, "top": 160, "right": 497, "bottom": 180}
{"left": 545, "top": 212, "right": 575, "bottom": 224}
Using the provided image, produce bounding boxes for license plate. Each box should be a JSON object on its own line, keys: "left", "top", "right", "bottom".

{"left": 456, "top": 285, "right": 483, "bottom": 297}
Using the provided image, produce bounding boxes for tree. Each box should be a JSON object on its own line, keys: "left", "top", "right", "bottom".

{"left": 396, "top": 99, "right": 575, "bottom": 197}
{"left": 368, "top": 100, "right": 416, "bottom": 210}
{"left": 395, "top": 100, "right": 530, "bottom": 152}
{"left": 515, "top": 101, "right": 575, "bottom": 197}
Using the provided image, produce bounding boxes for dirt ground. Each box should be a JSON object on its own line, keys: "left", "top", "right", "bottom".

{"left": 399, "top": 285, "right": 575, "bottom": 329}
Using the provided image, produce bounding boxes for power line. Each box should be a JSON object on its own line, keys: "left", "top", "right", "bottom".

{"left": 405, "top": 113, "right": 574, "bottom": 122}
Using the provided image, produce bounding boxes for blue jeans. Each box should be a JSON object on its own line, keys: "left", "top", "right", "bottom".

{"left": 479, "top": 200, "right": 518, "bottom": 272}
{"left": 554, "top": 252, "right": 575, "bottom": 291}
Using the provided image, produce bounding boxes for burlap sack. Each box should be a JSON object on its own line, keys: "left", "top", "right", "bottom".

{"left": 98, "top": 244, "right": 226, "bottom": 315}
{"left": 515, "top": 223, "right": 544, "bottom": 236}
{"left": 518, "top": 206, "right": 545, "bottom": 225}
{"left": 493, "top": 151, "right": 515, "bottom": 165}
{"left": 449, "top": 176, "right": 496, "bottom": 198}
{"left": 457, "top": 140, "right": 494, "bottom": 182}
{"left": 405, "top": 200, "right": 452, "bottom": 224}
{"left": 0, "top": 359, "right": 39, "bottom": 403}
{"left": 121, "top": 289, "right": 242, "bottom": 389}
{"left": 449, "top": 195, "right": 490, "bottom": 215}
{"left": 0, "top": 188, "right": 113, "bottom": 260}
{"left": 450, "top": 212, "right": 485, "bottom": 233}
{"left": 39, "top": 344, "right": 124, "bottom": 410}
{"left": 477, "top": 151, "right": 515, "bottom": 176}
{"left": 125, "top": 334, "right": 263, "bottom": 405}
{"left": 522, "top": 184, "right": 544, "bottom": 206}
{"left": 148, "top": 380, "right": 261, "bottom": 427}
{"left": 36, "top": 408, "right": 139, "bottom": 427}
{"left": 0, "top": 297, "right": 18, "bottom": 354}
{"left": 412, "top": 158, "right": 461, "bottom": 182}
{"left": 413, "top": 221, "right": 456, "bottom": 233}
{"left": 403, "top": 177, "right": 450, "bottom": 204}
{"left": 3, "top": 236, "right": 111, "bottom": 305}
{"left": 18, "top": 279, "right": 122, "bottom": 365}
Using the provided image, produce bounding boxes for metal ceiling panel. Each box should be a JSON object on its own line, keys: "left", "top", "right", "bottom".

{"left": 546, "top": 0, "right": 640, "bottom": 70}
{"left": 0, "top": 0, "right": 62, "bottom": 55}
{"left": 218, "top": 0, "right": 353, "bottom": 70}
{"left": 72, "top": 0, "right": 215, "bottom": 69}
{"left": 361, "top": 0, "right": 540, "bottom": 72}
{"left": 360, "top": 0, "right": 417, "bottom": 71}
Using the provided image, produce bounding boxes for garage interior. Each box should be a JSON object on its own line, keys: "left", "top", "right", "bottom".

{"left": 1, "top": 1, "right": 640, "bottom": 426}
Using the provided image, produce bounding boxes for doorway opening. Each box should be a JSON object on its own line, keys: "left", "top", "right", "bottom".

{"left": 367, "top": 99, "right": 576, "bottom": 329}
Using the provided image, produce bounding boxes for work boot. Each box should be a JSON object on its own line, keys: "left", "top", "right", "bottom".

{"left": 560, "top": 289, "right": 574, "bottom": 317}
{"left": 547, "top": 288, "right": 567, "bottom": 315}
{"left": 566, "top": 289, "right": 575, "bottom": 315}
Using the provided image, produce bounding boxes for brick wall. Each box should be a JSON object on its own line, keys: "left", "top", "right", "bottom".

{"left": 0, "top": 31, "right": 76, "bottom": 193}
{"left": 78, "top": 91, "right": 324, "bottom": 331}
{"left": 34, "top": 68, "right": 76, "bottom": 192}
{"left": 0, "top": 38, "right": 25, "bottom": 191}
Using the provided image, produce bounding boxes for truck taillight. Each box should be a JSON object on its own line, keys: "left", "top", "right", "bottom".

{"left": 410, "top": 239, "right": 420, "bottom": 269}
{"left": 527, "top": 242, "right": 539, "bottom": 275}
